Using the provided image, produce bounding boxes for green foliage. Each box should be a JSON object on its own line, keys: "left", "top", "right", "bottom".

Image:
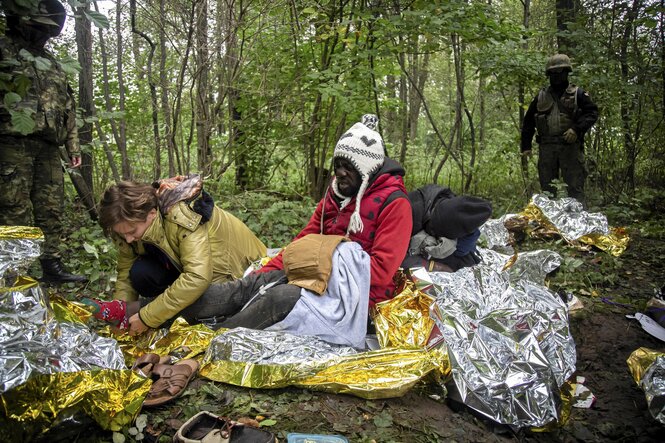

{"left": 57, "top": 55, "right": 82, "bottom": 76}
{"left": 84, "top": 9, "right": 110, "bottom": 29}
{"left": 601, "top": 187, "right": 665, "bottom": 229}
{"left": 218, "top": 192, "right": 316, "bottom": 248}
{"left": 18, "top": 49, "right": 52, "bottom": 70}
{"left": 9, "top": 106, "right": 35, "bottom": 134}
{"left": 55, "top": 197, "right": 118, "bottom": 300}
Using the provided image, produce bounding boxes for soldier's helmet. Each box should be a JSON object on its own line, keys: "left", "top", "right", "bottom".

{"left": 545, "top": 54, "right": 573, "bottom": 74}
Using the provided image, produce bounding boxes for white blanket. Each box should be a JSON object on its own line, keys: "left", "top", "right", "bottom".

{"left": 267, "top": 241, "right": 370, "bottom": 348}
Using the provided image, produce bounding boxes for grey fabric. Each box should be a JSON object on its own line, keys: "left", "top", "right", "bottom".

{"left": 267, "top": 241, "right": 370, "bottom": 348}
{"left": 176, "top": 270, "right": 288, "bottom": 328}
{"left": 217, "top": 282, "right": 302, "bottom": 330}
{"left": 408, "top": 230, "right": 457, "bottom": 260}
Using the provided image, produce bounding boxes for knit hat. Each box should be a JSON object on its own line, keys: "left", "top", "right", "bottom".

{"left": 331, "top": 114, "right": 386, "bottom": 234}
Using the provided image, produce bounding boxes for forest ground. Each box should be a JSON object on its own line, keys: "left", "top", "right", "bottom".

{"left": 37, "top": 200, "right": 665, "bottom": 443}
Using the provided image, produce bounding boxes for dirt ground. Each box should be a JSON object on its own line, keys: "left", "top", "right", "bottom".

{"left": 40, "top": 232, "right": 665, "bottom": 443}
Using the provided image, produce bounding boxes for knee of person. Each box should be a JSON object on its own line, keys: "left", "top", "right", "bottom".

{"left": 265, "top": 283, "right": 302, "bottom": 302}
{"left": 129, "top": 261, "right": 154, "bottom": 294}
{"left": 180, "top": 312, "right": 197, "bottom": 325}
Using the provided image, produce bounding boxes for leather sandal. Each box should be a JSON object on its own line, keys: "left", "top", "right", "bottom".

{"left": 131, "top": 353, "right": 172, "bottom": 377}
{"left": 143, "top": 359, "right": 199, "bottom": 407}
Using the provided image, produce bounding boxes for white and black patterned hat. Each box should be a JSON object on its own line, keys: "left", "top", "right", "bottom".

{"left": 332, "top": 114, "right": 385, "bottom": 234}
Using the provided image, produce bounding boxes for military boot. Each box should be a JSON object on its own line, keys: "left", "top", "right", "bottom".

{"left": 40, "top": 258, "right": 88, "bottom": 284}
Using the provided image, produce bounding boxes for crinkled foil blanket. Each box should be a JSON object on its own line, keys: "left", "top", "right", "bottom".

{"left": 203, "top": 247, "right": 575, "bottom": 427}
{"left": 2, "top": 203, "right": 586, "bottom": 433}
{"left": 628, "top": 348, "right": 665, "bottom": 424}
{"left": 481, "top": 194, "right": 629, "bottom": 256}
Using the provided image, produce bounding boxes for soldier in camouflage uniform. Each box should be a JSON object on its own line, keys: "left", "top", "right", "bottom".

{"left": 0, "top": 0, "right": 86, "bottom": 282}
{"left": 521, "top": 54, "right": 599, "bottom": 206}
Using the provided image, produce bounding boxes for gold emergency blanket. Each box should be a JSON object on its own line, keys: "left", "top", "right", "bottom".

{"left": 374, "top": 277, "right": 435, "bottom": 349}
{"left": 0, "top": 369, "right": 150, "bottom": 439}
{"left": 480, "top": 194, "right": 629, "bottom": 256}
{"left": 50, "top": 297, "right": 215, "bottom": 364}
{"left": 200, "top": 271, "right": 451, "bottom": 400}
{"left": 521, "top": 194, "right": 629, "bottom": 256}
{"left": 200, "top": 326, "right": 450, "bottom": 400}
{"left": 0, "top": 228, "right": 149, "bottom": 437}
{"left": 627, "top": 347, "right": 665, "bottom": 424}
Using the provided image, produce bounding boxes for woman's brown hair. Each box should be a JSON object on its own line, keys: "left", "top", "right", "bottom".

{"left": 98, "top": 181, "right": 159, "bottom": 235}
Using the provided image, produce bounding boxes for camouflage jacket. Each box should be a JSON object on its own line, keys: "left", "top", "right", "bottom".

{"left": 0, "top": 36, "right": 79, "bottom": 154}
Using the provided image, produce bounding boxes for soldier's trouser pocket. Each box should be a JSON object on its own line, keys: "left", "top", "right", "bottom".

{"left": 0, "top": 162, "right": 22, "bottom": 207}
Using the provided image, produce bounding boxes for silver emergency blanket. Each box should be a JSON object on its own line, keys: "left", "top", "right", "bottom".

{"left": 478, "top": 247, "right": 562, "bottom": 285}
{"left": 427, "top": 265, "right": 576, "bottom": 427}
{"left": 204, "top": 327, "right": 358, "bottom": 366}
{"left": 0, "top": 230, "right": 126, "bottom": 394}
{"left": 641, "top": 355, "right": 665, "bottom": 424}
{"left": 0, "top": 281, "right": 127, "bottom": 393}
{"left": 0, "top": 226, "right": 43, "bottom": 283}
{"left": 531, "top": 194, "right": 609, "bottom": 241}
{"left": 479, "top": 214, "right": 518, "bottom": 252}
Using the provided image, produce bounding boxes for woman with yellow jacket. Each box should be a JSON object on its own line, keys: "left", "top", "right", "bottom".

{"left": 84, "top": 175, "right": 266, "bottom": 336}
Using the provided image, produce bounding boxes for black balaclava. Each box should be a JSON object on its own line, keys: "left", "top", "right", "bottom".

{"left": 548, "top": 70, "right": 570, "bottom": 92}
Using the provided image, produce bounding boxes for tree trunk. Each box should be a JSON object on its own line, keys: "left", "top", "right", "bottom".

{"left": 619, "top": 0, "right": 643, "bottom": 192}
{"left": 115, "top": 1, "right": 130, "bottom": 179}
{"left": 169, "top": 1, "right": 197, "bottom": 175}
{"left": 519, "top": 0, "right": 532, "bottom": 196}
{"left": 73, "top": 3, "right": 97, "bottom": 220}
{"left": 398, "top": 54, "right": 408, "bottom": 165}
{"left": 159, "top": 0, "right": 176, "bottom": 176}
{"left": 408, "top": 45, "right": 429, "bottom": 143}
{"left": 556, "top": 0, "right": 575, "bottom": 54}
{"left": 385, "top": 74, "right": 397, "bottom": 141}
{"left": 130, "top": 0, "right": 162, "bottom": 179}
{"left": 452, "top": 33, "right": 466, "bottom": 184}
{"left": 195, "top": 0, "right": 212, "bottom": 175}
{"left": 96, "top": 2, "right": 131, "bottom": 180}
{"left": 93, "top": 120, "right": 121, "bottom": 183}
{"left": 661, "top": 0, "right": 665, "bottom": 119}
{"left": 221, "top": 0, "right": 247, "bottom": 189}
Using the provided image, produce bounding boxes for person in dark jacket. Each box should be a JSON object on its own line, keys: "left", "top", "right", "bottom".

{"left": 521, "top": 53, "right": 598, "bottom": 205}
{"left": 401, "top": 184, "right": 492, "bottom": 272}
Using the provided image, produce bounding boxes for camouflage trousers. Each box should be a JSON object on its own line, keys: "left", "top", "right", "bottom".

{"left": 537, "top": 141, "right": 586, "bottom": 204}
{"left": 0, "top": 135, "right": 64, "bottom": 259}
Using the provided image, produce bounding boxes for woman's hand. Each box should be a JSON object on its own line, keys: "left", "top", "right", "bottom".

{"left": 128, "top": 313, "right": 149, "bottom": 336}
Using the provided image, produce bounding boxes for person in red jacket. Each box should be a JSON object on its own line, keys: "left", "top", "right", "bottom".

{"left": 257, "top": 114, "right": 412, "bottom": 311}
{"left": 89, "top": 114, "right": 411, "bottom": 333}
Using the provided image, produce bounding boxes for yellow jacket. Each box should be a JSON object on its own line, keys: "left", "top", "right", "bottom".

{"left": 112, "top": 202, "right": 266, "bottom": 327}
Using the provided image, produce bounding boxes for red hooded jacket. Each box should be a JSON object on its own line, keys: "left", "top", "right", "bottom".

{"left": 258, "top": 158, "right": 412, "bottom": 309}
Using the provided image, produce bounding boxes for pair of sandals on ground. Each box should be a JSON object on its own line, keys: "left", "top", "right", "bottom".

{"left": 131, "top": 353, "right": 276, "bottom": 442}
{"left": 131, "top": 353, "right": 199, "bottom": 407}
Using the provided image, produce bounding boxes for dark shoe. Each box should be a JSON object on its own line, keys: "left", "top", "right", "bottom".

{"left": 40, "top": 258, "right": 88, "bottom": 283}
{"left": 173, "top": 411, "right": 276, "bottom": 443}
